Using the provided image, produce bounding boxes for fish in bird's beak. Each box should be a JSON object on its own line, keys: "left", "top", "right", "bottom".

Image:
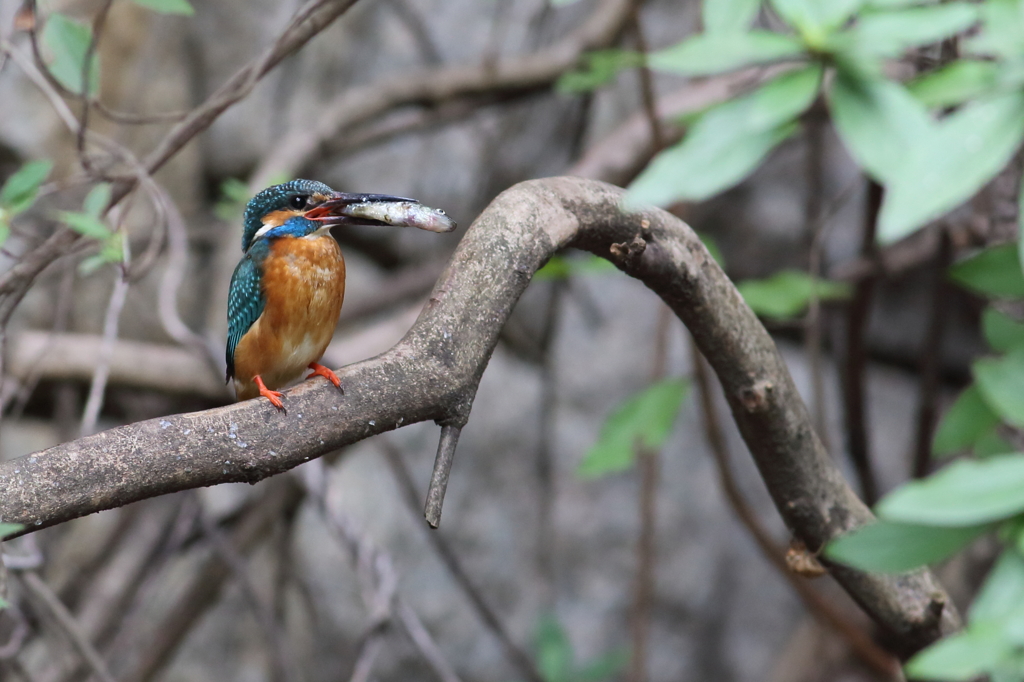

{"left": 306, "top": 193, "right": 457, "bottom": 233}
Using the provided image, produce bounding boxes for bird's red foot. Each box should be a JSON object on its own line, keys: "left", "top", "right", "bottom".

{"left": 254, "top": 375, "right": 286, "bottom": 412}
{"left": 308, "top": 362, "right": 343, "bottom": 393}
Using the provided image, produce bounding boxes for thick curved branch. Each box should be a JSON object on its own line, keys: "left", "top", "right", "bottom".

{"left": 0, "top": 177, "right": 955, "bottom": 654}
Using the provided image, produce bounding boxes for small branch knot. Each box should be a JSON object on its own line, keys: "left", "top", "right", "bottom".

{"left": 738, "top": 379, "right": 773, "bottom": 412}
{"left": 785, "top": 539, "right": 827, "bottom": 578}
{"left": 609, "top": 233, "right": 646, "bottom": 265}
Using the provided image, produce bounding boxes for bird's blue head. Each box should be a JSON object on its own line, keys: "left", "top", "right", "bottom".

{"left": 240, "top": 179, "right": 337, "bottom": 252}
{"left": 239, "top": 179, "right": 454, "bottom": 253}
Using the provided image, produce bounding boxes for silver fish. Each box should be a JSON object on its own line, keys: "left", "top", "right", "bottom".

{"left": 339, "top": 200, "right": 457, "bottom": 233}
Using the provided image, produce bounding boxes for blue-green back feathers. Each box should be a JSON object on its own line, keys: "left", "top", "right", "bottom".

{"left": 225, "top": 248, "right": 266, "bottom": 380}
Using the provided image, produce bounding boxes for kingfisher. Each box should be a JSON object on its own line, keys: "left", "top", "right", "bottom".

{"left": 227, "top": 179, "right": 456, "bottom": 411}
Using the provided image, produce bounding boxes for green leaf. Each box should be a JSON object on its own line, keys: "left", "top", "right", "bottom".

{"left": 866, "top": 0, "right": 933, "bottom": 7}
{"left": 737, "top": 269, "right": 851, "bottom": 319}
{"left": 41, "top": 13, "right": 100, "bottom": 96}
{"left": 628, "top": 124, "right": 796, "bottom": 207}
{"left": 933, "top": 385, "right": 1000, "bottom": 457}
{"left": 129, "top": 0, "right": 195, "bottom": 14}
{"left": 877, "top": 454, "right": 1024, "bottom": 526}
{"left": 908, "top": 60, "right": 1000, "bottom": 108}
{"left": 972, "top": 549, "right": 1024, "bottom": 623}
{"left": 703, "top": 0, "right": 762, "bottom": 33}
{"left": 627, "top": 66, "right": 821, "bottom": 206}
{"left": 975, "top": 350, "right": 1024, "bottom": 428}
{"left": 535, "top": 254, "right": 616, "bottom": 281}
{"left": 648, "top": 31, "right": 805, "bottom": 77}
{"left": 984, "top": 308, "right": 1024, "bottom": 353}
{"left": 0, "top": 221, "right": 9, "bottom": 249}
{"left": 837, "top": 3, "right": 979, "bottom": 59}
{"left": 78, "top": 253, "right": 110, "bottom": 275}
{"left": 771, "top": 0, "right": 864, "bottom": 42}
{"left": 535, "top": 615, "right": 573, "bottom": 682}
{"left": 827, "top": 70, "right": 932, "bottom": 183}
{"left": 825, "top": 520, "right": 987, "bottom": 573}
{"left": 83, "top": 183, "right": 111, "bottom": 218}
{"left": 99, "top": 234, "right": 124, "bottom": 264}
{"left": 576, "top": 648, "right": 629, "bottom": 682}
{"left": 975, "top": 426, "right": 1015, "bottom": 459}
{"left": 215, "top": 177, "right": 251, "bottom": 222}
{"left": 557, "top": 50, "right": 643, "bottom": 94}
{"left": 0, "top": 160, "right": 52, "bottom": 215}
{"left": 950, "top": 244, "right": 1024, "bottom": 299}
{"left": 699, "top": 233, "right": 725, "bottom": 267}
{"left": 905, "top": 622, "right": 1015, "bottom": 681}
{"left": 0, "top": 523, "right": 24, "bottom": 540}
{"left": 879, "top": 92, "right": 1024, "bottom": 242}
{"left": 579, "top": 378, "right": 690, "bottom": 477}
{"left": 964, "top": 0, "right": 1024, "bottom": 60}
{"left": 1019, "top": 177, "right": 1024, "bottom": 278}
{"left": 58, "top": 211, "right": 112, "bottom": 240}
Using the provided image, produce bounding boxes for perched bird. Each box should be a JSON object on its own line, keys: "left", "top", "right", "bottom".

{"left": 226, "top": 179, "right": 456, "bottom": 410}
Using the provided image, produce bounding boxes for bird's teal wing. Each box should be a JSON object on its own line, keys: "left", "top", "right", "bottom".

{"left": 226, "top": 254, "right": 266, "bottom": 381}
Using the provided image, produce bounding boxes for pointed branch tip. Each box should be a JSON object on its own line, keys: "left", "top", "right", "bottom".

{"left": 424, "top": 424, "right": 462, "bottom": 528}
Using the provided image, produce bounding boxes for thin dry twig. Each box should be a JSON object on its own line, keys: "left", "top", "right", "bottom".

{"left": 394, "top": 600, "right": 462, "bottom": 682}
{"left": 298, "top": 459, "right": 464, "bottom": 682}
{"left": 911, "top": 229, "right": 953, "bottom": 479}
{"left": 250, "top": 0, "right": 640, "bottom": 187}
{"left": 118, "top": 479, "right": 304, "bottom": 682}
{"left": 198, "top": 498, "right": 297, "bottom": 682}
{"left": 627, "top": 14, "right": 666, "bottom": 681}
{"left": 688, "top": 343, "right": 900, "bottom": 679}
{"left": 79, "top": 266, "right": 130, "bottom": 437}
{"left": 381, "top": 440, "right": 544, "bottom": 682}
{"left": 17, "top": 572, "right": 117, "bottom": 682}
{"left": 839, "top": 180, "right": 883, "bottom": 505}
{"left": 533, "top": 280, "right": 564, "bottom": 607}
{"left": 805, "top": 175, "right": 861, "bottom": 453}
{"left": 628, "top": 307, "right": 671, "bottom": 682}
{"left": 75, "top": 0, "right": 115, "bottom": 172}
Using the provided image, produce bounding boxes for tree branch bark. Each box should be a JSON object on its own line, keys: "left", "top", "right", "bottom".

{"left": 0, "top": 177, "right": 956, "bottom": 654}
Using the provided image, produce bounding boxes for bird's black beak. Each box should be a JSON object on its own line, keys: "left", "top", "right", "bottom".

{"left": 306, "top": 193, "right": 457, "bottom": 233}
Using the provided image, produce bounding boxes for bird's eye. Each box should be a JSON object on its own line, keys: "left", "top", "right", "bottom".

{"left": 289, "top": 195, "right": 308, "bottom": 210}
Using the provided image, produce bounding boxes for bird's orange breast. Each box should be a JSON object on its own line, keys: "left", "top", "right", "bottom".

{"left": 232, "top": 235, "right": 346, "bottom": 399}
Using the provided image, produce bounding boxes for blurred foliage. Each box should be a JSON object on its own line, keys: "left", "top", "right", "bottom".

{"left": 129, "top": 0, "right": 195, "bottom": 15}
{"left": 41, "top": 0, "right": 193, "bottom": 97}
{"left": 579, "top": 378, "right": 690, "bottom": 477}
{"left": 553, "top": 0, "right": 1024, "bottom": 675}
{"left": 737, "top": 270, "right": 850, "bottom": 320}
{"left": 0, "top": 160, "right": 51, "bottom": 247}
{"left": 530, "top": 614, "right": 628, "bottom": 682}
{"left": 0, "top": 522, "right": 25, "bottom": 610}
{"left": 557, "top": 50, "right": 643, "bottom": 94}
{"left": 825, "top": 243, "right": 1024, "bottom": 679}
{"left": 41, "top": 13, "right": 100, "bottom": 95}
{"left": 215, "top": 177, "right": 253, "bottom": 222}
{"left": 949, "top": 244, "right": 1024, "bottom": 299}
{"left": 534, "top": 253, "right": 617, "bottom": 281}
{"left": 621, "top": 0, "right": 1024, "bottom": 248}
{"left": 56, "top": 183, "right": 124, "bottom": 274}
